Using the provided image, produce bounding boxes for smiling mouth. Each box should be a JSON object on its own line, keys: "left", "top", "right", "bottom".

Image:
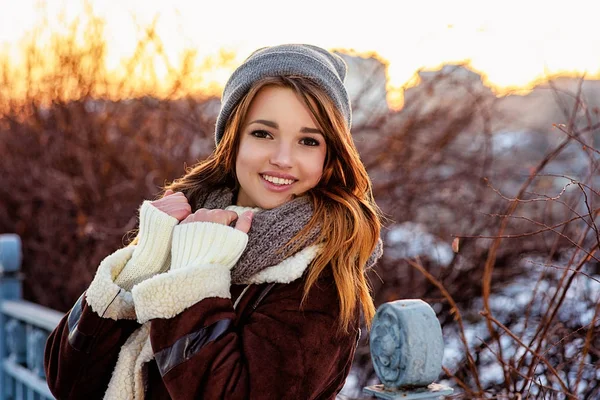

{"left": 261, "top": 174, "right": 296, "bottom": 186}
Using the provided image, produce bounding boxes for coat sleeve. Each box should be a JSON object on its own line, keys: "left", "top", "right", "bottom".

{"left": 44, "top": 247, "right": 142, "bottom": 399}
{"left": 45, "top": 202, "right": 178, "bottom": 399}
{"left": 131, "top": 260, "right": 359, "bottom": 399}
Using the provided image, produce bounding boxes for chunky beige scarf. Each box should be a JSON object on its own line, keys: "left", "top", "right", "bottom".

{"left": 197, "top": 187, "right": 383, "bottom": 284}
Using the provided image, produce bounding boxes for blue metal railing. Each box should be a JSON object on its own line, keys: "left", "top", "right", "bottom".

{"left": 0, "top": 234, "right": 62, "bottom": 399}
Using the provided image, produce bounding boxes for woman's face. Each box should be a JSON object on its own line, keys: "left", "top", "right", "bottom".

{"left": 235, "top": 85, "right": 327, "bottom": 209}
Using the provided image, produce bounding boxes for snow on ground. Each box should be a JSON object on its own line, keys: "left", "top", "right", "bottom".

{"left": 441, "top": 253, "right": 600, "bottom": 393}
{"left": 386, "top": 222, "right": 454, "bottom": 267}
{"left": 339, "top": 249, "right": 600, "bottom": 398}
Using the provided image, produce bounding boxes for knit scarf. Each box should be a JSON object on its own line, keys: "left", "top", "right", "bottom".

{"left": 196, "top": 187, "right": 383, "bottom": 284}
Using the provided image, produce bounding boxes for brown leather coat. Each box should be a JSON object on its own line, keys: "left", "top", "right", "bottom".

{"left": 44, "top": 268, "right": 360, "bottom": 399}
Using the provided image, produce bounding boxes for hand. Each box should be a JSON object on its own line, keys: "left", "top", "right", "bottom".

{"left": 180, "top": 209, "right": 253, "bottom": 234}
{"left": 150, "top": 189, "right": 192, "bottom": 222}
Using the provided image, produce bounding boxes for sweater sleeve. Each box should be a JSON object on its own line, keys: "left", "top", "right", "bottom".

{"left": 114, "top": 201, "right": 179, "bottom": 291}
{"left": 130, "top": 223, "right": 359, "bottom": 399}
{"left": 131, "top": 221, "right": 247, "bottom": 323}
{"left": 44, "top": 247, "right": 143, "bottom": 399}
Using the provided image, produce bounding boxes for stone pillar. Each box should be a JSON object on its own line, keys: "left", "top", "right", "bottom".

{"left": 364, "top": 299, "right": 453, "bottom": 400}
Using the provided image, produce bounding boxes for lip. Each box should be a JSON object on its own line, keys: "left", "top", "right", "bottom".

{"left": 260, "top": 171, "right": 298, "bottom": 180}
{"left": 260, "top": 174, "right": 296, "bottom": 193}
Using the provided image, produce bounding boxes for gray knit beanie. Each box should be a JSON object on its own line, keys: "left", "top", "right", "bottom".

{"left": 215, "top": 44, "right": 351, "bottom": 145}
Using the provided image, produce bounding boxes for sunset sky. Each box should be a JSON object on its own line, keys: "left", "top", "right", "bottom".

{"left": 1, "top": 0, "right": 599, "bottom": 107}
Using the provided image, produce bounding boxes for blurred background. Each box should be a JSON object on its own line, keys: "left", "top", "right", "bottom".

{"left": 1, "top": 0, "right": 599, "bottom": 398}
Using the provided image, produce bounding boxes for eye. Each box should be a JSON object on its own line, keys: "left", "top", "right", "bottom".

{"left": 250, "top": 130, "right": 272, "bottom": 139}
{"left": 300, "top": 137, "right": 320, "bottom": 147}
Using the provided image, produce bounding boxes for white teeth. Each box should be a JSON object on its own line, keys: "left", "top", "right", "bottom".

{"left": 262, "top": 175, "right": 295, "bottom": 185}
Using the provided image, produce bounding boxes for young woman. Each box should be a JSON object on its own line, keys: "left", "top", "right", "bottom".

{"left": 44, "top": 44, "right": 383, "bottom": 399}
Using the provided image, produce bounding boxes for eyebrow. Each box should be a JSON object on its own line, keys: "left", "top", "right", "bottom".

{"left": 248, "top": 119, "right": 323, "bottom": 135}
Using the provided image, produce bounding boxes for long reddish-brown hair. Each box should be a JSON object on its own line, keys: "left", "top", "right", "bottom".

{"left": 138, "top": 76, "right": 381, "bottom": 331}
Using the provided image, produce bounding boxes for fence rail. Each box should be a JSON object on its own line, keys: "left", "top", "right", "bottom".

{"left": 0, "top": 234, "right": 61, "bottom": 400}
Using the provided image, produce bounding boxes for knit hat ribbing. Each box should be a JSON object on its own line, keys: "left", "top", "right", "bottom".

{"left": 215, "top": 44, "right": 352, "bottom": 145}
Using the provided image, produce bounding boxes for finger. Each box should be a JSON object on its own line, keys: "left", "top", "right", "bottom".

{"left": 162, "top": 205, "right": 190, "bottom": 220}
{"left": 165, "top": 192, "right": 186, "bottom": 201}
{"left": 172, "top": 192, "right": 191, "bottom": 204}
{"left": 180, "top": 214, "right": 194, "bottom": 225}
{"left": 225, "top": 211, "right": 239, "bottom": 226}
{"left": 234, "top": 211, "right": 253, "bottom": 234}
{"left": 220, "top": 210, "right": 239, "bottom": 226}
{"left": 157, "top": 194, "right": 188, "bottom": 207}
{"left": 163, "top": 189, "right": 174, "bottom": 197}
{"left": 206, "top": 209, "right": 238, "bottom": 226}
{"left": 163, "top": 203, "right": 191, "bottom": 213}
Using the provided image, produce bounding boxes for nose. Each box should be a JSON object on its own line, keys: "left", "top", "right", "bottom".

{"left": 269, "top": 141, "right": 293, "bottom": 169}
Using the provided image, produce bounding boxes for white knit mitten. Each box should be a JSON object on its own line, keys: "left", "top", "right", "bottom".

{"left": 170, "top": 221, "right": 248, "bottom": 270}
{"left": 114, "top": 201, "right": 179, "bottom": 290}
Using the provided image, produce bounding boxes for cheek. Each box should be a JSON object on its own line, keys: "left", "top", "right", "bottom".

{"left": 234, "top": 154, "right": 243, "bottom": 181}
{"left": 235, "top": 140, "right": 256, "bottom": 175}
{"left": 303, "top": 150, "right": 327, "bottom": 187}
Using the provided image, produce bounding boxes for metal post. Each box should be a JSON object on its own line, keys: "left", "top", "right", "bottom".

{"left": 0, "top": 234, "right": 24, "bottom": 399}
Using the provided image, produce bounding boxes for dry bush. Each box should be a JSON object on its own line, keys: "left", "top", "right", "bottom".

{"left": 0, "top": 13, "right": 222, "bottom": 310}
{"left": 346, "top": 75, "right": 600, "bottom": 399}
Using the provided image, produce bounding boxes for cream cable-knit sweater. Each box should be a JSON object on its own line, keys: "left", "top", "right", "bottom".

{"left": 114, "top": 202, "right": 178, "bottom": 291}
{"left": 114, "top": 202, "right": 261, "bottom": 291}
